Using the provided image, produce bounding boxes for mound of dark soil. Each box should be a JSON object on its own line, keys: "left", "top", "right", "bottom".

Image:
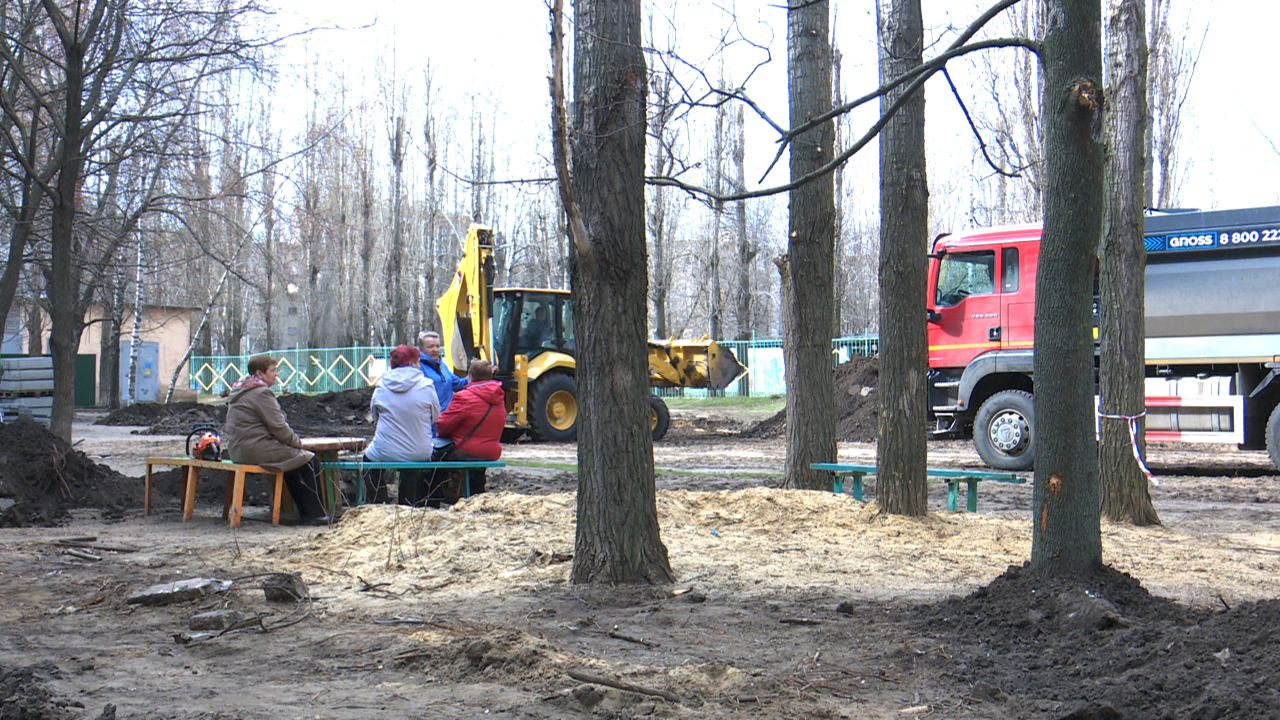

{"left": 896, "top": 563, "right": 1280, "bottom": 719}
{"left": 741, "top": 355, "right": 879, "bottom": 441}
{"left": 96, "top": 386, "right": 376, "bottom": 437}
{"left": 277, "top": 387, "right": 374, "bottom": 436}
{"left": 0, "top": 418, "right": 142, "bottom": 527}
{"left": 0, "top": 662, "right": 84, "bottom": 720}
{"left": 95, "top": 400, "right": 213, "bottom": 428}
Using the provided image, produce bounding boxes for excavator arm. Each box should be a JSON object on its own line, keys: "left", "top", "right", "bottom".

{"left": 436, "top": 225, "right": 497, "bottom": 372}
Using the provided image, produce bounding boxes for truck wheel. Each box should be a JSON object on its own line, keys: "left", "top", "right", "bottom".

{"left": 1267, "top": 404, "right": 1280, "bottom": 472}
{"left": 530, "top": 373, "right": 578, "bottom": 442}
{"left": 649, "top": 395, "right": 671, "bottom": 441}
{"left": 974, "top": 390, "right": 1035, "bottom": 471}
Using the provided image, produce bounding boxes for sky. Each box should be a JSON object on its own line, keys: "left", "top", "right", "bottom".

{"left": 268, "top": 0, "right": 1280, "bottom": 221}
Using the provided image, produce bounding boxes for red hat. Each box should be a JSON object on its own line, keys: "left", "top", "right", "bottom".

{"left": 389, "top": 345, "right": 420, "bottom": 369}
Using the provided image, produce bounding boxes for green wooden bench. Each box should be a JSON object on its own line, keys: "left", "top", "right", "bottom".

{"left": 810, "top": 463, "right": 1025, "bottom": 512}
{"left": 321, "top": 460, "right": 505, "bottom": 505}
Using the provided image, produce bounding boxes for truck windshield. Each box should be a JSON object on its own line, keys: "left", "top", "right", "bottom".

{"left": 935, "top": 251, "right": 996, "bottom": 307}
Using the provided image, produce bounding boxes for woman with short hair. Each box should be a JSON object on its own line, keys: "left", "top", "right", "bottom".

{"left": 223, "top": 354, "right": 329, "bottom": 525}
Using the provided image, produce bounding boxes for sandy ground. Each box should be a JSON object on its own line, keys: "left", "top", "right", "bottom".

{"left": 1, "top": 410, "right": 1278, "bottom": 719}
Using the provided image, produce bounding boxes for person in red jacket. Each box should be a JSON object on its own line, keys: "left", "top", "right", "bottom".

{"left": 429, "top": 359, "right": 505, "bottom": 504}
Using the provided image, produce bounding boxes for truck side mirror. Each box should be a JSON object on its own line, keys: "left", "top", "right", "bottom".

{"left": 927, "top": 309, "right": 941, "bottom": 323}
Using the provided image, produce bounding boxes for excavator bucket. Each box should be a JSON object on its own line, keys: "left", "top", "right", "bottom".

{"left": 647, "top": 338, "right": 748, "bottom": 391}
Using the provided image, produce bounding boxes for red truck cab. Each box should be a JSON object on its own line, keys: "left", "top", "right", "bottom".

{"left": 927, "top": 224, "right": 1040, "bottom": 371}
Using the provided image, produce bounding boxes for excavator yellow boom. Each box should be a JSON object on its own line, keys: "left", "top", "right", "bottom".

{"left": 436, "top": 225, "right": 496, "bottom": 372}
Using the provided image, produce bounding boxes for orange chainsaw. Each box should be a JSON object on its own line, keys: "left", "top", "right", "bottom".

{"left": 185, "top": 423, "right": 222, "bottom": 462}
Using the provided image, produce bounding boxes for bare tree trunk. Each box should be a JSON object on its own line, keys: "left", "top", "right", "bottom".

{"left": 97, "top": 270, "right": 124, "bottom": 408}
{"left": 359, "top": 153, "right": 375, "bottom": 344}
{"left": 1100, "top": 0, "right": 1159, "bottom": 526}
{"left": 781, "top": 0, "right": 837, "bottom": 490}
{"left": 646, "top": 62, "right": 677, "bottom": 340}
{"left": 875, "top": 0, "right": 929, "bottom": 515}
{"left": 832, "top": 45, "right": 845, "bottom": 337}
{"left": 45, "top": 8, "right": 91, "bottom": 441}
{"left": 388, "top": 115, "right": 408, "bottom": 343}
{"left": 733, "top": 105, "right": 755, "bottom": 344}
{"left": 560, "top": 0, "right": 673, "bottom": 585}
{"left": 25, "top": 296, "right": 42, "bottom": 356}
{"left": 262, "top": 155, "right": 277, "bottom": 350}
{"left": 1031, "top": 0, "right": 1105, "bottom": 576}
{"left": 1147, "top": 0, "right": 1193, "bottom": 208}
{"left": 126, "top": 240, "right": 144, "bottom": 405}
{"left": 708, "top": 72, "right": 726, "bottom": 343}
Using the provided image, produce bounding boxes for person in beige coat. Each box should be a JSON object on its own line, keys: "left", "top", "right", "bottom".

{"left": 223, "top": 354, "right": 329, "bottom": 525}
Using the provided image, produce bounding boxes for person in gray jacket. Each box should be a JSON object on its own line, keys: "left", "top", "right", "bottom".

{"left": 224, "top": 354, "right": 328, "bottom": 525}
{"left": 363, "top": 345, "right": 440, "bottom": 503}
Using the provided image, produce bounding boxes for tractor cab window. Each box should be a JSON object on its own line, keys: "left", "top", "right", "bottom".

{"left": 935, "top": 251, "right": 996, "bottom": 307}
{"left": 558, "top": 298, "right": 576, "bottom": 352}
{"left": 491, "top": 294, "right": 518, "bottom": 372}
{"left": 517, "top": 295, "right": 560, "bottom": 356}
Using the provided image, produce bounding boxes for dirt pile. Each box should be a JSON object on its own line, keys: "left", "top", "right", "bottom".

{"left": 897, "top": 563, "right": 1280, "bottom": 719}
{"left": 96, "top": 386, "right": 375, "bottom": 437}
{"left": 0, "top": 662, "right": 88, "bottom": 720}
{"left": 0, "top": 418, "right": 142, "bottom": 527}
{"left": 276, "top": 387, "right": 374, "bottom": 435}
{"left": 741, "top": 355, "right": 879, "bottom": 441}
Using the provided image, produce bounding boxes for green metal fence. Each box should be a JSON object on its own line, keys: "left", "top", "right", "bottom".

{"left": 191, "top": 336, "right": 879, "bottom": 398}
{"left": 191, "top": 346, "right": 396, "bottom": 395}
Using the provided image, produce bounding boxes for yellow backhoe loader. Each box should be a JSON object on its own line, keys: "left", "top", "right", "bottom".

{"left": 436, "top": 224, "right": 747, "bottom": 441}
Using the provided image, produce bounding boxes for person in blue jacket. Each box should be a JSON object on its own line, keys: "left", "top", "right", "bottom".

{"left": 417, "top": 330, "right": 469, "bottom": 412}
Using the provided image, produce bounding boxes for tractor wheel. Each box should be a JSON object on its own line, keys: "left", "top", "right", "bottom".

{"left": 529, "top": 373, "right": 578, "bottom": 442}
{"left": 974, "top": 390, "right": 1036, "bottom": 471}
{"left": 1267, "top": 403, "right": 1280, "bottom": 472}
{"left": 649, "top": 395, "right": 671, "bottom": 441}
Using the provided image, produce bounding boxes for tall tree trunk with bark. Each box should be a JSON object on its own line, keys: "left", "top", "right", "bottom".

{"left": 1100, "top": 0, "right": 1159, "bottom": 525}
{"left": 781, "top": 0, "right": 837, "bottom": 491}
{"left": 45, "top": 2, "right": 94, "bottom": 441}
{"left": 388, "top": 115, "right": 408, "bottom": 344}
{"left": 1031, "top": 0, "right": 1105, "bottom": 576}
{"left": 733, "top": 105, "right": 755, "bottom": 344}
{"left": 262, "top": 157, "right": 277, "bottom": 350}
{"left": 97, "top": 271, "right": 124, "bottom": 408}
{"left": 875, "top": 0, "right": 929, "bottom": 516}
{"left": 563, "top": 0, "right": 673, "bottom": 585}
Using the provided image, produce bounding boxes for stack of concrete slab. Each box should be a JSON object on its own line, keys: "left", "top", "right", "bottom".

{"left": 0, "top": 356, "right": 53, "bottom": 427}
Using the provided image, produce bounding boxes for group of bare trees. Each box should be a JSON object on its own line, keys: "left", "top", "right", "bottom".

{"left": 0, "top": 0, "right": 277, "bottom": 438}
{"left": 563, "top": 0, "right": 1195, "bottom": 582}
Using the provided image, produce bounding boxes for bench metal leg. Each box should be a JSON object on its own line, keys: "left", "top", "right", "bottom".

{"left": 946, "top": 480, "right": 959, "bottom": 512}
{"left": 830, "top": 472, "right": 865, "bottom": 501}
{"left": 966, "top": 479, "right": 979, "bottom": 513}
